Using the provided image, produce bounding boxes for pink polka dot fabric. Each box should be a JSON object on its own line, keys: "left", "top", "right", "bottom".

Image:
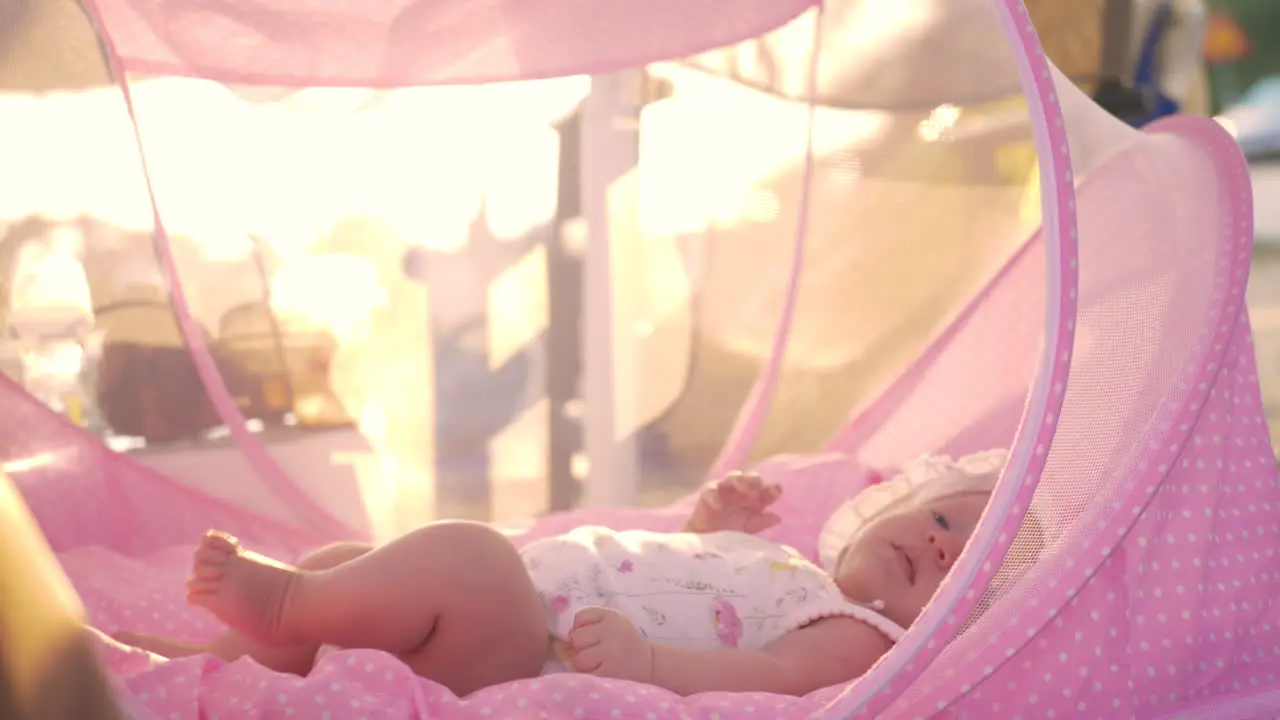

{"left": 9, "top": 0, "right": 1280, "bottom": 719}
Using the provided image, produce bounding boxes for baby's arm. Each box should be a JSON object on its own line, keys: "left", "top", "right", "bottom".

{"left": 650, "top": 616, "right": 892, "bottom": 696}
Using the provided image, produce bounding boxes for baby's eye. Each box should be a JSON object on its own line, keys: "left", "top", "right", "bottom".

{"left": 932, "top": 511, "right": 950, "bottom": 531}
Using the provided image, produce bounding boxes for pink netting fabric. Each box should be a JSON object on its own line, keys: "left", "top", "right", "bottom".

{"left": 84, "top": 0, "right": 816, "bottom": 86}
{"left": 5, "top": 0, "right": 1280, "bottom": 719}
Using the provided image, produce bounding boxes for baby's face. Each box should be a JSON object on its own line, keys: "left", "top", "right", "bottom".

{"left": 831, "top": 492, "right": 989, "bottom": 629}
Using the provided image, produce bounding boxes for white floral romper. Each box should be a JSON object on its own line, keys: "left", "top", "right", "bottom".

{"left": 519, "top": 526, "right": 905, "bottom": 673}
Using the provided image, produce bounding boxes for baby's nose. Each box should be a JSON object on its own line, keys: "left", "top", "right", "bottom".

{"left": 926, "top": 531, "right": 962, "bottom": 570}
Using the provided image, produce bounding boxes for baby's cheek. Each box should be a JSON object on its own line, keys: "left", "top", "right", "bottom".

{"left": 832, "top": 565, "right": 877, "bottom": 604}
{"left": 893, "top": 586, "right": 938, "bottom": 624}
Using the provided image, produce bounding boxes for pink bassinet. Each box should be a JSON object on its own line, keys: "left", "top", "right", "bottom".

{"left": 3, "top": 0, "right": 1279, "bottom": 718}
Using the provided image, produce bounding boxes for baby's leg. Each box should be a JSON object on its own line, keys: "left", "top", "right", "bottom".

{"left": 108, "top": 631, "right": 202, "bottom": 660}
{"left": 115, "top": 541, "right": 373, "bottom": 674}
{"left": 189, "top": 521, "right": 547, "bottom": 695}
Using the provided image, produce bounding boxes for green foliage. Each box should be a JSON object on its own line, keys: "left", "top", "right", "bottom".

{"left": 1207, "top": 0, "right": 1280, "bottom": 109}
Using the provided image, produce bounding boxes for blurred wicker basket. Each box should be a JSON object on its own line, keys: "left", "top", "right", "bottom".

{"left": 217, "top": 301, "right": 354, "bottom": 429}
{"left": 93, "top": 288, "right": 259, "bottom": 443}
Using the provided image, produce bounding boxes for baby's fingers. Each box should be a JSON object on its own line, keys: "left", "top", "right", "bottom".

{"left": 698, "top": 485, "right": 723, "bottom": 510}
{"left": 568, "top": 644, "right": 604, "bottom": 673}
{"left": 760, "top": 483, "right": 782, "bottom": 506}
{"left": 726, "top": 476, "right": 781, "bottom": 513}
{"left": 730, "top": 472, "right": 764, "bottom": 492}
{"left": 568, "top": 623, "right": 602, "bottom": 654}
{"left": 718, "top": 472, "right": 761, "bottom": 500}
{"left": 744, "top": 511, "right": 782, "bottom": 535}
{"left": 570, "top": 607, "right": 609, "bottom": 632}
{"left": 743, "top": 480, "right": 781, "bottom": 511}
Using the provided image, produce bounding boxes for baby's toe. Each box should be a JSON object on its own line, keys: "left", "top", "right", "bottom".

{"left": 185, "top": 576, "right": 220, "bottom": 596}
{"left": 190, "top": 557, "right": 225, "bottom": 581}
{"left": 194, "top": 546, "right": 228, "bottom": 569}
{"left": 199, "top": 530, "right": 240, "bottom": 554}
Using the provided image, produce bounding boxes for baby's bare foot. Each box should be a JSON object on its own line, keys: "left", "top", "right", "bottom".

{"left": 186, "top": 531, "right": 304, "bottom": 646}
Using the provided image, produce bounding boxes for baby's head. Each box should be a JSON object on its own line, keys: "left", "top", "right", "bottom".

{"left": 819, "top": 449, "right": 1007, "bottom": 629}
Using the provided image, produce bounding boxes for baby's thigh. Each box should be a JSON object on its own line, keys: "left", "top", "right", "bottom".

{"left": 397, "top": 523, "right": 548, "bottom": 694}
{"left": 295, "top": 541, "right": 374, "bottom": 571}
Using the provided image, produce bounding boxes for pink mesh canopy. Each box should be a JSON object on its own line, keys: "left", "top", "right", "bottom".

{"left": 2, "top": 0, "right": 1279, "bottom": 718}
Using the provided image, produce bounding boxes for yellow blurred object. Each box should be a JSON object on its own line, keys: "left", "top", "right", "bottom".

{"left": 957, "top": 94, "right": 1042, "bottom": 230}
{"left": 990, "top": 139, "right": 1043, "bottom": 230}
{"left": 0, "top": 472, "right": 126, "bottom": 719}
{"left": 65, "top": 393, "right": 83, "bottom": 426}
{"left": 1019, "top": 165, "right": 1044, "bottom": 230}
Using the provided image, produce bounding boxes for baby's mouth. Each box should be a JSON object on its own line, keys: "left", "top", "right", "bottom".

{"left": 892, "top": 543, "right": 916, "bottom": 585}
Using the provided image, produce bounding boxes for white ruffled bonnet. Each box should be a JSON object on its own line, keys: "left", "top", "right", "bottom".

{"left": 818, "top": 448, "right": 1009, "bottom": 570}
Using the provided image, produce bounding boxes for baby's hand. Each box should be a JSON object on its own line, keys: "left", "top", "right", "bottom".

{"left": 684, "top": 471, "right": 782, "bottom": 534}
{"left": 567, "top": 607, "right": 653, "bottom": 683}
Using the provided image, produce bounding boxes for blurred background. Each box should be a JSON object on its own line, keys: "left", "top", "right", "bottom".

{"left": 2, "top": 0, "right": 1280, "bottom": 537}
{"left": 1204, "top": 0, "right": 1280, "bottom": 450}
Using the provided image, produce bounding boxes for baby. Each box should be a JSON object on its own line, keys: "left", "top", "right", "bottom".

{"left": 112, "top": 449, "right": 1006, "bottom": 697}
